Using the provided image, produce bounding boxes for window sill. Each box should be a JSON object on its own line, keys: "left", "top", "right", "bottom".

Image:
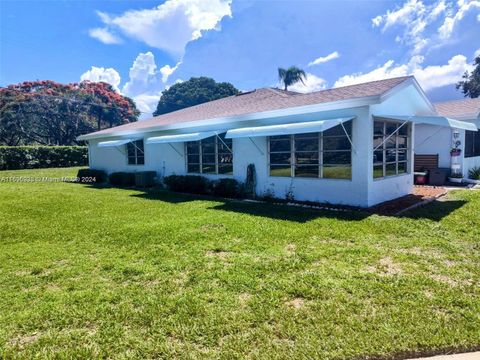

{"left": 187, "top": 172, "right": 234, "bottom": 177}
{"left": 373, "top": 172, "right": 411, "bottom": 181}
{"left": 268, "top": 176, "right": 352, "bottom": 182}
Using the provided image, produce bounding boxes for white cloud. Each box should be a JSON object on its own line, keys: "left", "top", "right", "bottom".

{"left": 121, "top": 52, "right": 182, "bottom": 117}
{"left": 372, "top": 15, "right": 383, "bottom": 27}
{"left": 372, "top": 0, "right": 425, "bottom": 30}
{"left": 122, "top": 51, "right": 179, "bottom": 94}
{"left": 287, "top": 73, "right": 327, "bottom": 93}
{"left": 372, "top": 0, "right": 448, "bottom": 54}
{"left": 132, "top": 93, "right": 163, "bottom": 117}
{"left": 413, "top": 54, "right": 473, "bottom": 90}
{"left": 334, "top": 54, "right": 473, "bottom": 91}
{"left": 474, "top": 48, "right": 480, "bottom": 58}
{"left": 81, "top": 52, "right": 182, "bottom": 118}
{"left": 91, "top": 0, "right": 232, "bottom": 58}
{"left": 122, "top": 52, "right": 161, "bottom": 97}
{"left": 122, "top": 52, "right": 162, "bottom": 117}
{"left": 160, "top": 62, "right": 182, "bottom": 83}
{"left": 88, "top": 27, "right": 122, "bottom": 44}
{"left": 308, "top": 51, "right": 340, "bottom": 66}
{"left": 80, "top": 66, "right": 121, "bottom": 92}
{"left": 438, "top": 0, "right": 480, "bottom": 39}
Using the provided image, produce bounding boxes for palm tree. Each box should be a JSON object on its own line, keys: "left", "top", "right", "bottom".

{"left": 278, "top": 66, "right": 307, "bottom": 91}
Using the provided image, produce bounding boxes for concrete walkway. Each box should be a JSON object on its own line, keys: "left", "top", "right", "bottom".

{"left": 408, "top": 352, "right": 480, "bottom": 360}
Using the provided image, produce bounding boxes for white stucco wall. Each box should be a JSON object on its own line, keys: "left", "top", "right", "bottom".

{"left": 88, "top": 140, "right": 185, "bottom": 179}
{"left": 232, "top": 106, "right": 370, "bottom": 206}
{"left": 414, "top": 124, "right": 452, "bottom": 168}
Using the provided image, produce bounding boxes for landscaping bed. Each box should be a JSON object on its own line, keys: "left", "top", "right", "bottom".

{"left": 370, "top": 186, "right": 448, "bottom": 216}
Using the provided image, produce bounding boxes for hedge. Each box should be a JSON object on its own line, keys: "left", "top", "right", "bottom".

{"left": 210, "top": 178, "right": 243, "bottom": 198}
{"left": 77, "top": 168, "right": 107, "bottom": 184}
{"left": 109, "top": 172, "right": 136, "bottom": 187}
{"left": 0, "top": 146, "right": 88, "bottom": 170}
{"left": 164, "top": 175, "right": 244, "bottom": 198}
{"left": 164, "top": 175, "right": 210, "bottom": 194}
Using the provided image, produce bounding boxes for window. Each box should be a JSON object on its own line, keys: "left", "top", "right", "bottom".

{"left": 465, "top": 130, "right": 480, "bottom": 158}
{"left": 373, "top": 120, "right": 410, "bottom": 179}
{"left": 268, "top": 121, "right": 352, "bottom": 179}
{"left": 186, "top": 133, "right": 233, "bottom": 175}
{"left": 127, "top": 140, "right": 144, "bottom": 165}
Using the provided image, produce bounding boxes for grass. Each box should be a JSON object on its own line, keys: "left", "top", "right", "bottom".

{"left": 0, "top": 167, "right": 479, "bottom": 359}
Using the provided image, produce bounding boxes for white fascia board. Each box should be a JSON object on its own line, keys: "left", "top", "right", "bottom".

{"left": 97, "top": 139, "right": 136, "bottom": 147}
{"left": 77, "top": 95, "right": 379, "bottom": 141}
{"left": 375, "top": 115, "right": 478, "bottom": 131}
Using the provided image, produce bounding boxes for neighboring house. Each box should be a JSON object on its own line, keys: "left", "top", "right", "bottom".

{"left": 415, "top": 98, "right": 480, "bottom": 178}
{"left": 78, "top": 76, "right": 478, "bottom": 207}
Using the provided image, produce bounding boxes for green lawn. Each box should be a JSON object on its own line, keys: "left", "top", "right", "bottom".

{"left": 1, "top": 167, "right": 479, "bottom": 359}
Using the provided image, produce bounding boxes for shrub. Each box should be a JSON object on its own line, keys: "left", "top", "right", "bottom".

{"left": 76, "top": 168, "right": 107, "bottom": 183}
{"left": 210, "top": 178, "right": 243, "bottom": 198}
{"left": 109, "top": 172, "right": 135, "bottom": 186}
{"left": 468, "top": 167, "right": 480, "bottom": 180}
{"left": 164, "top": 175, "right": 210, "bottom": 194}
{"left": 0, "top": 146, "right": 88, "bottom": 170}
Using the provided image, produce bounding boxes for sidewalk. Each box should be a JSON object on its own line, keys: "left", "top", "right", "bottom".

{"left": 408, "top": 352, "right": 480, "bottom": 360}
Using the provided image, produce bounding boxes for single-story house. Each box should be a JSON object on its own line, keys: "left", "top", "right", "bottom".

{"left": 78, "top": 76, "right": 480, "bottom": 207}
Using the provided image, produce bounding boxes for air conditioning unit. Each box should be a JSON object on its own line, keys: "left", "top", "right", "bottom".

{"left": 135, "top": 171, "right": 156, "bottom": 187}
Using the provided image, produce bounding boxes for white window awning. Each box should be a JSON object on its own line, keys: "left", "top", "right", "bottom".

{"left": 375, "top": 115, "right": 478, "bottom": 131}
{"left": 225, "top": 117, "right": 355, "bottom": 139}
{"left": 97, "top": 139, "right": 136, "bottom": 147}
{"left": 146, "top": 131, "right": 218, "bottom": 144}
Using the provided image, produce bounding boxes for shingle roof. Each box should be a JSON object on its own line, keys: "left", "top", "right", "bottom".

{"left": 434, "top": 98, "right": 480, "bottom": 119}
{"left": 82, "top": 76, "right": 412, "bottom": 139}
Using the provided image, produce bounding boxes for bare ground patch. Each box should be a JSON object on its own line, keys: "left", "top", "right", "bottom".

{"left": 364, "top": 257, "right": 403, "bottom": 276}
{"left": 285, "top": 297, "right": 307, "bottom": 310}
{"left": 205, "top": 250, "right": 230, "bottom": 260}
{"left": 9, "top": 332, "right": 42, "bottom": 348}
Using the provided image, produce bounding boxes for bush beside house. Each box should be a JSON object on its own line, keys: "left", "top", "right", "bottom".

{"left": 0, "top": 146, "right": 88, "bottom": 170}
{"left": 109, "top": 172, "right": 136, "bottom": 186}
{"left": 468, "top": 166, "right": 480, "bottom": 180}
{"left": 163, "top": 175, "right": 210, "bottom": 194}
{"left": 76, "top": 168, "right": 107, "bottom": 183}
{"left": 164, "top": 175, "right": 244, "bottom": 198}
{"left": 74, "top": 169, "right": 245, "bottom": 198}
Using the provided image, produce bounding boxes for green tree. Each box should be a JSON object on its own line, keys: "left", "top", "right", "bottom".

{"left": 0, "top": 80, "right": 140, "bottom": 146}
{"left": 153, "top": 77, "right": 239, "bottom": 116}
{"left": 456, "top": 56, "right": 480, "bottom": 98}
{"left": 278, "top": 66, "right": 307, "bottom": 91}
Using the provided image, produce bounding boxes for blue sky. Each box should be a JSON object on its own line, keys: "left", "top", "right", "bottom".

{"left": 1, "top": 0, "right": 479, "bottom": 117}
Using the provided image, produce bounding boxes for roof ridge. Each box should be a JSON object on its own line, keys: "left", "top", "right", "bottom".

{"left": 434, "top": 98, "right": 480, "bottom": 104}
{"left": 305, "top": 75, "right": 413, "bottom": 95}
{"left": 264, "top": 87, "right": 298, "bottom": 97}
